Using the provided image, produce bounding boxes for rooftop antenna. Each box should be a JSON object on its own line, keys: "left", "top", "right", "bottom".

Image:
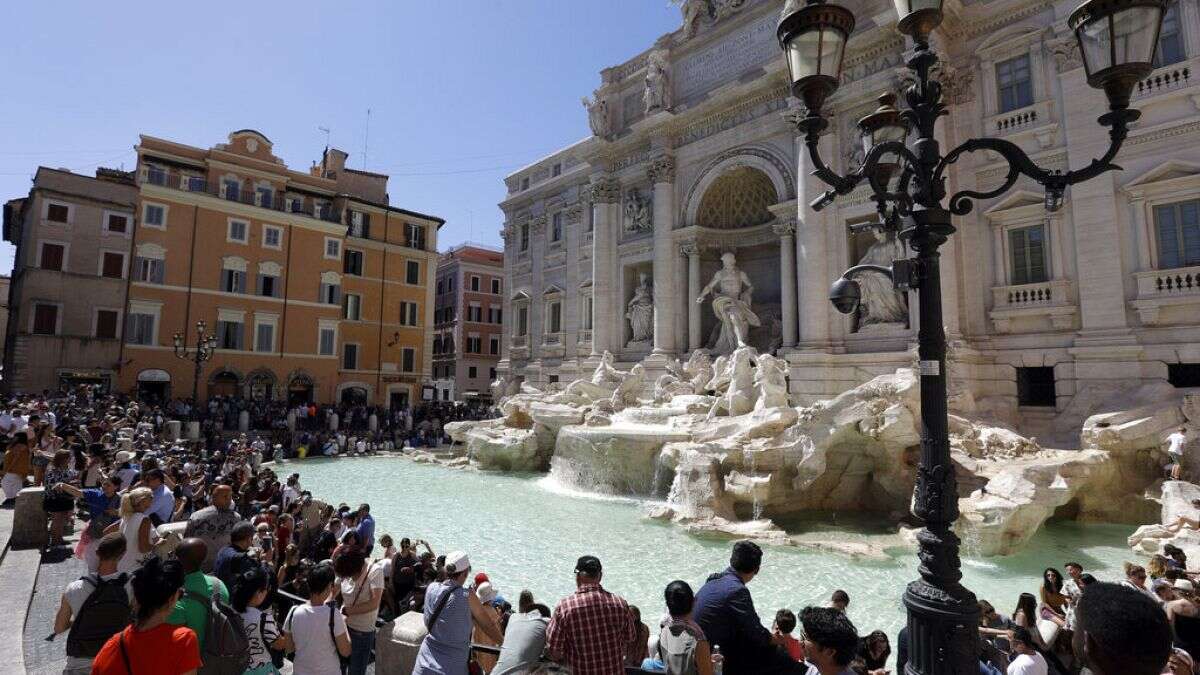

{"left": 468, "top": 208, "right": 475, "bottom": 241}
{"left": 362, "top": 109, "right": 371, "bottom": 171}
{"left": 318, "top": 126, "right": 331, "bottom": 152}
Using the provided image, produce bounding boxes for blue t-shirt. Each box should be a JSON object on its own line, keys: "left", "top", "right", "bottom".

{"left": 356, "top": 514, "right": 375, "bottom": 550}
{"left": 81, "top": 488, "right": 120, "bottom": 536}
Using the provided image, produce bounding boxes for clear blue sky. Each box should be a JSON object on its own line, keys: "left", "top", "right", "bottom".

{"left": 0, "top": 1, "right": 681, "bottom": 271}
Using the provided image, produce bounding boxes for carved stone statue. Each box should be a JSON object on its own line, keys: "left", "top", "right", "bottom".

{"left": 754, "top": 353, "right": 789, "bottom": 410}
{"left": 624, "top": 189, "right": 651, "bottom": 232}
{"left": 707, "top": 346, "right": 758, "bottom": 418}
{"left": 854, "top": 230, "right": 909, "bottom": 332}
{"left": 697, "top": 252, "right": 761, "bottom": 354}
{"left": 550, "top": 351, "right": 627, "bottom": 406}
{"left": 582, "top": 92, "right": 610, "bottom": 138}
{"left": 644, "top": 49, "right": 672, "bottom": 114}
{"left": 490, "top": 375, "right": 507, "bottom": 402}
{"left": 610, "top": 364, "right": 647, "bottom": 411}
{"left": 626, "top": 273, "right": 654, "bottom": 348}
{"left": 683, "top": 350, "right": 714, "bottom": 395}
{"left": 678, "top": 0, "right": 707, "bottom": 39}
{"left": 592, "top": 351, "right": 627, "bottom": 387}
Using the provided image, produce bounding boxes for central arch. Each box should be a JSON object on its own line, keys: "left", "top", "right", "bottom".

{"left": 695, "top": 166, "right": 779, "bottom": 229}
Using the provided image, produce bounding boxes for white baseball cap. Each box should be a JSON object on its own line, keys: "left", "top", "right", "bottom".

{"left": 444, "top": 550, "right": 471, "bottom": 575}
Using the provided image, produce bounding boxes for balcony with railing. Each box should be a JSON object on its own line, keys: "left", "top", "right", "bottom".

{"left": 989, "top": 278, "right": 1076, "bottom": 333}
{"left": 140, "top": 166, "right": 343, "bottom": 224}
{"left": 1132, "top": 264, "right": 1200, "bottom": 325}
{"left": 1133, "top": 58, "right": 1195, "bottom": 101}
{"left": 984, "top": 99, "right": 1057, "bottom": 149}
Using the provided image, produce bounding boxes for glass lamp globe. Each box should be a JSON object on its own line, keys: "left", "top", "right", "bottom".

{"left": 777, "top": 0, "right": 856, "bottom": 113}
{"left": 1069, "top": 0, "right": 1166, "bottom": 107}
{"left": 893, "top": 0, "right": 945, "bottom": 42}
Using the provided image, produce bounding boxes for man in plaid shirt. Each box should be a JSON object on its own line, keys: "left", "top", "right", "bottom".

{"left": 546, "top": 555, "right": 636, "bottom": 675}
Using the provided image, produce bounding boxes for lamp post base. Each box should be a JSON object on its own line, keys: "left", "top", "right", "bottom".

{"left": 902, "top": 525, "right": 980, "bottom": 675}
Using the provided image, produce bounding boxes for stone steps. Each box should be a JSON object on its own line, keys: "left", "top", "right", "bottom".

{"left": 0, "top": 503, "right": 34, "bottom": 674}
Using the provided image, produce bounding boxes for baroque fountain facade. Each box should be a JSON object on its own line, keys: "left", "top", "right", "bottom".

{"left": 464, "top": 0, "right": 1200, "bottom": 558}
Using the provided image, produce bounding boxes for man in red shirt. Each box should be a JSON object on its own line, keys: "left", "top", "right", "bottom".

{"left": 546, "top": 555, "right": 636, "bottom": 675}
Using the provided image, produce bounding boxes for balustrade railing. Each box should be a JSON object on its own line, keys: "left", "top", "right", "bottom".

{"left": 1135, "top": 265, "right": 1200, "bottom": 297}
{"left": 1134, "top": 64, "right": 1192, "bottom": 99}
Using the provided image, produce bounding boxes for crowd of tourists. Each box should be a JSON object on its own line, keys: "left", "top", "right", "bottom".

{"left": 0, "top": 386, "right": 1194, "bottom": 675}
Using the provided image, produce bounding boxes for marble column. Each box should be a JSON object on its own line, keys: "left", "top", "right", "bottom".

{"left": 682, "top": 240, "right": 702, "bottom": 351}
{"left": 589, "top": 175, "right": 622, "bottom": 356}
{"left": 773, "top": 220, "right": 799, "bottom": 348}
{"left": 674, "top": 244, "right": 688, "bottom": 353}
{"left": 794, "top": 124, "right": 834, "bottom": 350}
{"left": 649, "top": 155, "right": 677, "bottom": 355}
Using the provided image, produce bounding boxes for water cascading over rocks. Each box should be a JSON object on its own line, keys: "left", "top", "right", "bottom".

{"left": 443, "top": 349, "right": 1198, "bottom": 557}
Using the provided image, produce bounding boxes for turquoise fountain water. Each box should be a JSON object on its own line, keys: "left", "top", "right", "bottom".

{"left": 289, "top": 456, "right": 1136, "bottom": 643}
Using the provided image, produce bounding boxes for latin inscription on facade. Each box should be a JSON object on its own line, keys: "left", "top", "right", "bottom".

{"left": 675, "top": 13, "right": 777, "bottom": 103}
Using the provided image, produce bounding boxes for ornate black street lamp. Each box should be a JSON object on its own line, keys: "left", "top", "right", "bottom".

{"left": 777, "top": 0, "right": 1166, "bottom": 673}
{"left": 174, "top": 320, "right": 218, "bottom": 417}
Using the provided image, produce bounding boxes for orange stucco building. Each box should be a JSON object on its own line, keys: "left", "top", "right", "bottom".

{"left": 118, "top": 129, "right": 442, "bottom": 408}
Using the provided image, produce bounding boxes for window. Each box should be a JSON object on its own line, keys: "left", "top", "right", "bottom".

{"left": 399, "top": 301, "right": 419, "bottom": 326}
{"left": 257, "top": 274, "right": 278, "bottom": 298}
{"left": 469, "top": 366, "right": 478, "bottom": 379}
{"left": 217, "top": 320, "right": 244, "bottom": 350}
{"left": 223, "top": 178, "right": 241, "bottom": 201}
{"left": 1009, "top": 225, "right": 1048, "bottom": 285}
{"left": 489, "top": 367, "right": 497, "bottom": 381}
{"left": 491, "top": 278, "right": 501, "bottom": 295}
{"left": 100, "top": 251, "right": 126, "bottom": 279}
{"left": 406, "top": 260, "right": 420, "bottom": 284}
{"left": 343, "top": 250, "right": 364, "bottom": 276}
{"left": 487, "top": 306, "right": 500, "bottom": 324}
{"left": 468, "top": 304, "right": 482, "bottom": 322}
{"left": 1154, "top": 2, "right": 1185, "bottom": 67}
{"left": 467, "top": 336, "right": 482, "bottom": 353}
{"left": 402, "top": 348, "right": 415, "bottom": 373}
{"left": 320, "top": 282, "right": 341, "bottom": 304}
{"left": 448, "top": 277, "right": 455, "bottom": 291}
{"left": 135, "top": 257, "right": 165, "bottom": 284}
{"left": 1168, "top": 363, "right": 1200, "bottom": 388}
{"left": 490, "top": 336, "right": 500, "bottom": 355}
{"left": 343, "top": 343, "right": 359, "bottom": 369}
{"left": 263, "top": 225, "right": 283, "bottom": 249}
{"left": 46, "top": 203, "right": 69, "bottom": 223}
{"left": 324, "top": 238, "right": 341, "bottom": 259}
{"left": 520, "top": 224, "right": 530, "bottom": 251}
{"left": 228, "top": 219, "right": 248, "bottom": 243}
{"left": 32, "top": 303, "right": 58, "bottom": 335}
{"left": 405, "top": 223, "right": 426, "bottom": 250}
{"left": 520, "top": 177, "right": 530, "bottom": 191}
{"left": 145, "top": 165, "right": 167, "bottom": 185}
{"left": 344, "top": 293, "right": 362, "bottom": 321}
{"left": 125, "top": 312, "right": 155, "bottom": 345}
{"left": 222, "top": 269, "right": 247, "bottom": 294}
{"left": 255, "top": 185, "right": 274, "bottom": 208}
{"left": 255, "top": 322, "right": 275, "bottom": 353}
{"left": 319, "top": 326, "right": 336, "bottom": 355}
{"left": 581, "top": 296, "right": 594, "bottom": 330}
{"left": 143, "top": 203, "right": 166, "bottom": 228}
{"left": 471, "top": 275, "right": 480, "bottom": 292}
{"left": 39, "top": 242, "right": 65, "bottom": 271}
{"left": 517, "top": 306, "right": 529, "bottom": 336}
{"left": 185, "top": 175, "right": 206, "bottom": 192}
{"left": 348, "top": 210, "right": 371, "bottom": 238}
{"left": 551, "top": 212, "right": 563, "bottom": 242}
{"left": 95, "top": 310, "right": 119, "bottom": 339}
{"left": 1154, "top": 200, "right": 1200, "bottom": 269}
{"left": 1017, "top": 367, "right": 1056, "bottom": 407}
{"left": 552, "top": 163, "right": 562, "bottom": 178}
{"left": 105, "top": 213, "right": 129, "bottom": 235}
{"left": 996, "top": 55, "right": 1034, "bottom": 113}
{"left": 547, "top": 301, "right": 562, "bottom": 333}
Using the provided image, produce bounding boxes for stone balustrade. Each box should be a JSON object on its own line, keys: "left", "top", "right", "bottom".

{"left": 1133, "top": 61, "right": 1193, "bottom": 100}
{"left": 984, "top": 99, "right": 1057, "bottom": 148}
{"left": 542, "top": 332, "right": 562, "bottom": 346}
{"left": 582, "top": 231, "right": 594, "bottom": 245}
{"left": 1132, "top": 265, "right": 1200, "bottom": 325}
{"left": 989, "top": 279, "right": 1076, "bottom": 332}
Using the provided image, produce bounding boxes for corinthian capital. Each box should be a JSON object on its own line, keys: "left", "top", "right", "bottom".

{"left": 679, "top": 239, "right": 699, "bottom": 257}
{"left": 529, "top": 215, "right": 547, "bottom": 234}
{"left": 564, "top": 203, "right": 584, "bottom": 224}
{"left": 771, "top": 220, "right": 797, "bottom": 237}
{"left": 647, "top": 155, "right": 676, "bottom": 184}
{"left": 587, "top": 176, "right": 622, "bottom": 204}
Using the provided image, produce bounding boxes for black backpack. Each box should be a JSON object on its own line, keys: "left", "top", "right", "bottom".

{"left": 66, "top": 573, "right": 131, "bottom": 658}
{"left": 187, "top": 584, "right": 250, "bottom": 675}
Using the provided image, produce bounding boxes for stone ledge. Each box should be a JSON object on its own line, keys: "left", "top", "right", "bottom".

{"left": 12, "top": 487, "right": 47, "bottom": 550}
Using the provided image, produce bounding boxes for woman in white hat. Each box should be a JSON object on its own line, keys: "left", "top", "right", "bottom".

{"left": 413, "top": 551, "right": 503, "bottom": 675}
{"left": 113, "top": 450, "right": 138, "bottom": 491}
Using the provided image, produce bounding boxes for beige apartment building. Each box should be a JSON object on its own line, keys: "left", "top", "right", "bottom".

{"left": 432, "top": 244, "right": 504, "bottom": 401}
{"left": 2, "top": 167, "right": 138, "bottom": 393}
